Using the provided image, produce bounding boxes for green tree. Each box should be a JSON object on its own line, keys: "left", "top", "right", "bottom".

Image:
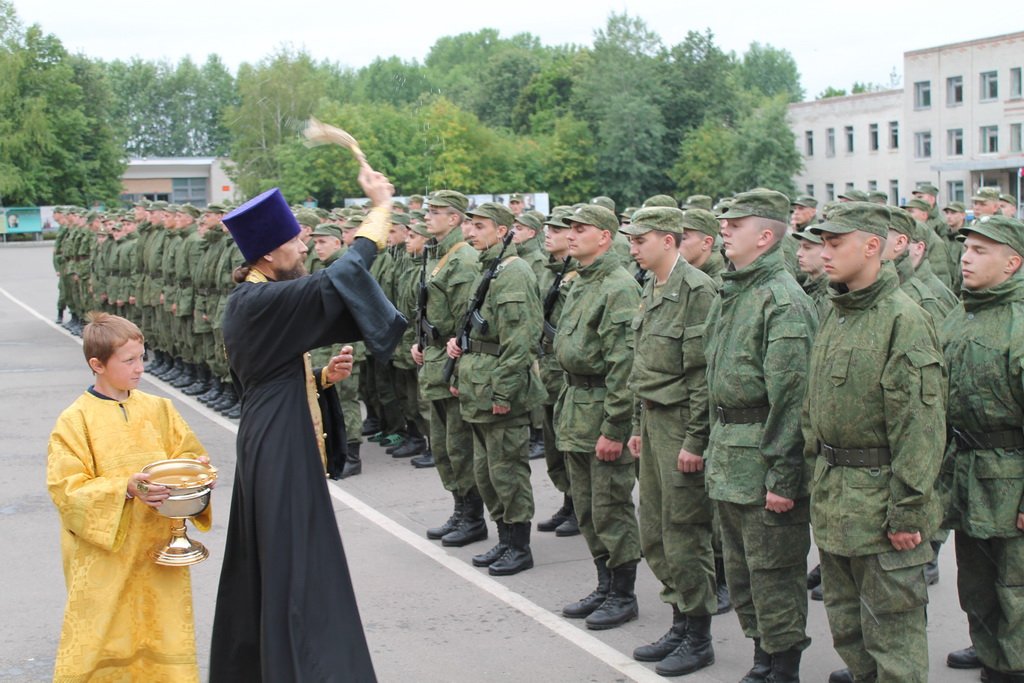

{"left": 738, "top": 42, "right": 804, "bottom": 103}
{"left": 817, "top": 86, "right": 848, "bottom": 99}
{"left": 353, "top": 56, "right": 431, "bottom": 107}
{"left": 670, "top": 120, "right": 736, "bottom": 199}
{"left": 723, "top": 96, "right": 801, "bottom": 195}
{"left": 511, "top": 47, "right": 589, "bottom": 135}
{"left": 539, "top": 113, "right": 598, "bottom": 204}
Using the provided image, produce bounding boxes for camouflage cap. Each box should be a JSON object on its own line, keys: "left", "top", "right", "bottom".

{"left": 943, "top": 201, "right": 966, "bottom": 213}
{"left": 900, "top": 197, "right": 931, "bottom": 213}
{"left": 180, "top": 204, "right": 201, "bottom": 219}
{"left": 311, "top": 223, "right": 343, "bottom": 240}
{"left": 999, "top": 193, "right": 1017, "bottom": 205}
{"left": 341, "top": 215, "right": 364, "bottom": 230}
{"left": 713, "top": 198, "right": 733, "bottom": 216}
{"left": 409, "top": 222, "right": 431, "bottom": 237}
{"left": 959, "top": 215, "right": 1024, "bottom": 256}
{"left": 410, "top": 209, "right": 426, "bottom": 221}
{"left": 205, "top": 202, "right": 227, "bottom": 213}
{"left": 150, "top": 200, "right": 169, "bottom": 210}
{"left": 544, "top": 208, "right": 574, "bottom": 229}
{"left": 314, "top": 207, "right": 329, "bottom": 219}
{"left": 552, "top": 205, "right": 573, "bottom": 214}
{"left": 294, "top": 208, "right": 320, "bottom": 228}
{"left": 642, "top": 194, "right": 678, "bottom": 209}
{"left": 888, "top": 207, "right": 923, "bottom": 241}
{"left": 619, "top": 206, "right": 638, "bottom": 219}
{"left": 790, "top": 195, "right": 818, "bottom": 209}
{"left": 811, "top": 201, "right": 891, "bottom": 238}
{"left": 467, "top": 202, "right": 514, "bottom": 228}
{"left": 619, "top": 207, "right": 685, "bottom": 236}
{"left": 427, "top": 190, "right": 469, "bottom": 213}
{"left": 514, "top": 212, "right": 543, "bottom": 232}
{"left": 791, "top": 228, "right": 823, "bottom": 245}
{"left": 680, "top": 208, "right": 721, "bottom": 237}
{"left": 867, "top": 191, "right": 889, "bottom": 205}
{"left": 839, "top": 189, "right": 869, "bottom": 202}
{"left": 683, "top": 195, "right": 713, "bottom": 211}
{"left": 912, "top": 182, "right": 939, "bottom": 196}
{"left": 408, "top": 194, "right": 424, "bottom": 203}
{"left": 508, "top": 193, "right": 524, "bottom": 203}
{"left": 590, "top": 195, "right": 616, "bottom": 212}
{"left": 972, "top": 187, "right": 1001, "bottom": 202}
{"left": 391, "top": 212, "right": 410, "bottom": 227}
{"left": 566, "top": 204, "right": 620, "bottom": 235}
{"left": 720, "top": 189, "right": 790, "bottom": 223}
{"left": 392, "top": 200, "right": 407, "bottom": 212}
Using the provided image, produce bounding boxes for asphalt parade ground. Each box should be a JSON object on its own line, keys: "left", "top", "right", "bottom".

{"left": 0, "top": 242, "right": 979, "bottom": 682}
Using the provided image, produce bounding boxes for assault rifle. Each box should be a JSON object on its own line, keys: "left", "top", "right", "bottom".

{"left": 539, "top": 256, "right": 572, "bottom": 354}
{"left": 416, "top": 240, "right": 439, "bottom": 352}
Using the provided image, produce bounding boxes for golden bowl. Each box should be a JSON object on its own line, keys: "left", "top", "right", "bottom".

{"left": 141, "top": 458, "right": 217, "bottom": 566}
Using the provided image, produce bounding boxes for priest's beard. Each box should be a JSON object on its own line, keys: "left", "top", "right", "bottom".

{"left": 274, "top": 262, "right": 309, "bottom": 281}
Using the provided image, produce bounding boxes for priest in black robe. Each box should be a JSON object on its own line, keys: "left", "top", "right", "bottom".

{"left": 209, "top": 167, "right": 405, "bottom": 682}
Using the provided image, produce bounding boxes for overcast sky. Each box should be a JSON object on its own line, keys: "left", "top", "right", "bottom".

{"left": 12, "top": 0, "right": 1016, "bottom": 101}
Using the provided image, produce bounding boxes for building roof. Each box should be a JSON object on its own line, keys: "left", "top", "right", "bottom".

{"left": 905, "top": 31, "right": 1024, "bottom": 58}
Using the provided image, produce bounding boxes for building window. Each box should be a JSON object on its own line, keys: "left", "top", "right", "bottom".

{"left": 805, "top": 130, "right": 814, "bottom": 156}
{"left": 825, "top": 183, "right": 835, "bottom": 201}
{"left": 845, "top": 182, "right": 855, "bottom": 192}
{"left": 867, "top": 180, "right": 878, "bottom": 191}
{"left": 171, "top": 177, "right": 207, "bottom": 205}
{"left": 826, "top": 128, "right": 836, "bottom": 157}
{"left": 889, "top": 121, "right": 899, "bottom": 149}
{"left": 980, "top": 71, "right": 999, "bottom": 101}
{"left": 914, "top": 81, "right": 931, "bottom": 109}
{"left": 947, "top": 181, "right": 965, "bottom": 203}
{"left": 806, "top": 184, "right": 814, "bottom": 197}
{"left": 947, "top": 128, "right": 964, "bottom": 156}
{"left": 946, "top": 76, "right": 964, "bottom": 105}
{"left": 889, "top": 180, "right": 899, "bottom": 205}
{"left": 980, "top": 125, "right": 999, "bottom": 153}
{"left": 1011, "top": 123, "right": 1022, "bottom": 153}
{"left": 914, "top": 131, "right": 932, "bottom": 159}
{"left": 1012, "top": 67, "right": 1023, "bottom": 99}
{"left": 868, "top": 123, "right": 879, "bottom": 151}
{"left": 844, "top": 125, "right": 854, "bottom": 153}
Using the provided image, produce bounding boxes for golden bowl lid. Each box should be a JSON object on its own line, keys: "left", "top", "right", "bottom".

{"left": 141, "top": 459, "right": 218, "bottom": 487}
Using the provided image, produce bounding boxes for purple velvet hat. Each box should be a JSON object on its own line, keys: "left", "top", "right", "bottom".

{"left": 223, "top": 188, "right": 301, "bottom": 263}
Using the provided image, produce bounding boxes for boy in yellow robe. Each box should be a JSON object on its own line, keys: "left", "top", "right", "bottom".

{"left": 47, "top": 312, "right": 211, "bottom": 682}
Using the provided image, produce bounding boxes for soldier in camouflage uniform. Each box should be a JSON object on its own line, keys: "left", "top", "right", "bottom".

{"left": 207, "top": 223, "right": 244, "bottom": 417}
{"left": 884, "top": 207, "right": 957, "bottom": 325}
{"left": 792, "top": 228, "right": 830, "bottom": 321}
{"left": 704, "top": 190, "right": 818, "bottom": 682}
{"left": 447, "top": 202, "right": 544, "bottom": 576}
{"left": 677, "top": 209, "right": 726, "bottom": 286}
{"left": 187, "top": 204, "right": 228, "bottom": 398}
{"left": 554, "top": 204, "right": 642, "bottom": 630}
{"left": 805, "top": 202, "right": 946, "bottom": 683}
{"left": 411, "top": 191, "right": 488, "bottom": 547}
{"left": 511, "top": 211, "right": 549, "bottom": 461}
{"left": 902, "top": 197, "right": 955, "bottom": 291}
{"left": 940, "top": 215, "right": 1024, "bottom": 683}
{"left": 622, "top": 207, "right": 718, "bottom": 676}
{"left": 390, "top": 219, "right": 430, "bottom": 459}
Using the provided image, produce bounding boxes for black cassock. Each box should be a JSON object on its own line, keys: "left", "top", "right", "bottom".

{"left": 210, "top": 238, "right": 405, "bottom": 682}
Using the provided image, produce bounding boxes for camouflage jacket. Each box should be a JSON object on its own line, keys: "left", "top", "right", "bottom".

{"left": 892, "top": 251, "right": 954, "bottom": 325}
{"left": 538, "top": 256, "right": 577, "bottom": 403}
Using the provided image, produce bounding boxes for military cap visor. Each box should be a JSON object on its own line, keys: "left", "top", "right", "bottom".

{"left": 619, "top": 207, "right": 685, "bottom": 236}
{"left": 791, "top": 229, "right": 823, "bottom": 245}
{"left": 912, "top": 183, "right": 939, "bottom": 196}
{"left": 565, "top": 205, "right": 619, "bottom": 235}
{"left": 957, "top": 215, "right": 1024, "bottom": 256}
{"left": 791, "top": 195, "right": 819, "bottom": 209}
{"left": 719, "top": 190, "right": 790, "bottom": 223}
{"left": 467, "top": 202, "right": 515, "bottom": 228}
{"left": 810, "top": 201, "right": 891, "bottom": 238}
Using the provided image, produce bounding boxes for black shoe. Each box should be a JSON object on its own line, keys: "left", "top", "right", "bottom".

{"left": 537, "top": 495, "right": 572, "bottom": 532}
{"left": 361, "top": 417, "right": 380, "bottom": 436}
{"left": 555, "top": 512, "right": 580, "bottom": 537}
{"left": 828, "top": 668, "right": 853, "bottom": 683}
{"left": 339, "top": 443, "right": 362, "bottom": 479}
{"left": 225, "top": 402, "right": 241, "bottom": 419}
{"left": 807, "top": 563, "right": 822, "bottom": 589}
{"left": 489, "top": 522, "right": 534, "bottom": 576}
{"left": 633, "top": 606, "right": 686, "bottom": 662}
{"left": 427, "top": 493, "right": 463, "bottom": 540}
{"left": 715, "top": 555, "right": 732, "bottom": 614}
{"left": 171, "top": 363, "right": 197, "bottom": 388}
{"left": 585, "top": 561, "right": 639, "bottom": 630}
{"left": 211, "top": 385, "right": 238, "bottom": 412}
{"left": 390, "top": 437, "right": 426, "bottom": 458}
{"left": 528, "top": 427, "right": 545, "bottom": 460}
{"left": 163, "top": 358, "right": 186, "bottom": 383}
{"left": 441, "top": 492, "right": 488, "bottom": 547}
{"left": 947, "top": 645, "right": 981, "bottom": 669}
{"left": 811, "top": 583, "right": 823, "bottom": 601}
{"left": 472, "top": 522, "right": 509, "bottom": 567}
{"left": 411, "top": 450, "right": 435, "bottom": 468}
{"left": 739, "top": 638, "right": 772, "bottom": 683}
{"left": 563, "top": 557, "right": 611, "bottom": 618}
{"left": 198, "top": 380, "right": 224, "bottom": 404}
{"left": 766, "top": 646, "right": 802, "bottom": 683}
{"left": 655, "top": 614, "right": 714, "bottom": 677}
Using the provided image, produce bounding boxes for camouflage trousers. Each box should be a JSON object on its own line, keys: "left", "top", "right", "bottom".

{"left": 429, "top": 397, "right": 476, "bottom": 497}
{"left": 394, "top": 366, "right": 428, "bottom": 438}
{"left": 542, "top": 403, "right": 570, "bottom": 493}
{"left": 638, "top": 403, "right": 716, "bottom": 617}
{"left": 819, "top": 548, "right": 929, "bottom": 682}
{"left": 470, "top": 418, "right": 534, "bottom": 524}
{"left": 335, "top": 364, "right": 363, "bottom": 445}
{"left": 715, "top": 499, "right": 811, "bottom": 654}
{"left": 955, "top": 531, "right": 1024, "bottom": 674}
{"left": 565, "top": 448, "right": 641, "bottom": 570}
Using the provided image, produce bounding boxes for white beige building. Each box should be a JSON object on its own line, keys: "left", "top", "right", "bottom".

{"left": 120, "top": 157, "right": 236, "bottom": 207}
{"left": 790, "top": 31, "right": 1024, "bottom": 213}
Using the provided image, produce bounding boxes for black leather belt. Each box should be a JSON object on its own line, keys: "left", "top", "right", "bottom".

{"left": 819, "top": 442, "right": 892, "bottom": 467}
{"left": 566, "top": 373, "right": 605, "bottom": 388}
{"left": 951, "top": 427, "right": 1024, "bottom": 451}
{"left": 466, "top": 340, "right": 501, "bottom": 356}
{"left": 715, "top": 405, "right": 769, "bottom": 424}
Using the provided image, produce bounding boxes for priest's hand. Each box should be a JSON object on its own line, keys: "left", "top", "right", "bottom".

{"left": 127, "top": 473, "right": 169, "bottom": 509}
{"left": 358, "top": 166, "right": 394, "bottom": 208}
{"left": 325, "top": 346, "right": 355, "bottom": 383}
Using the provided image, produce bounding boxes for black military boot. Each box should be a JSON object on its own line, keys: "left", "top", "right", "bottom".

{"left": 947, "top": 645, "right": 981, "bottom": 669}
{"left": 211, "top": 383, "right": 237, "bottom": 412}
{"left": 924, "top": 540, "right": 941, "bottom": 585}
{"left": 537, "top": 494, "right": 572, "bottom": 532}
{"left": 360, "top": 416, "right": 380, "bottom": 436}
{"left": 806, "top": 563, "right": 822, "bottom": 589}
{"left": 827, "top": 668, "right": 853, "bottom": 683}
{"left": 739, "top": 638, "right": 773, "bottom": 683}
{"left": 585, "top": 560, "right": 639, "bottom": 630}
{"left": 225, "top": 401, "right": 241, "bottom": 419}
{"left": 767, "top": 647, "right": 802, "bottom": 683}
{"left": 163, "top": 357, "right": 185, "bottom": 383}
{"left": 528, "top": 427, "right": 545, "bottom": 460}
{"left": 715, "top": 555, "right": 732, "bottom": 614}
{"left": 390, "top": 436, "right": 426, "bottom": 458}
{"left": 656, "top": 614, "right": 714, "bottom": 676}
{"left": 411, "top": 449, "right": 435, "bottom": 468}
{"left": 175, "top": 362, "right": 199, "bottom": 388}
{"left": 149, "top": 351, "right": 170, "bottom": 377}
{"left": 427, "top": 493, "right": 463, "bottom": 540}
{"left": 472, "top": 521, "right": 509, "bottom": 567}
{"left": 555, "top": 510, "right": 580, "bottom": 536}
{"left": 563, "top": 556, "right": 611, "bottom": 618}
{"left": 338, "top": 442, "right": 362, "bottom": 479}
{"left": 442, "top": 491, "right": 488, "bottom": 547}
{"left": 489, "top": 522, "right": 534, "bottom": 576}
{"left": 199, "top": 378, "right": 223, "bottom": 404}
{"left": 184, "top": 365, "right": 211, "bottom": 395}
{"left": 145, "top": 348, "right": 163, "bottom": 373}
{"left": 633, "top": 605, "right": 686, "bottom": 662}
